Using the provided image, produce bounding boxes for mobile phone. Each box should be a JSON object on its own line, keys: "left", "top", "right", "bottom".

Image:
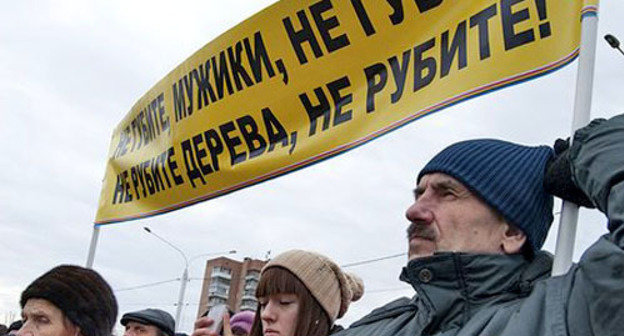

{"left": 205, "top": 304, "right": 227, "bottom": 332}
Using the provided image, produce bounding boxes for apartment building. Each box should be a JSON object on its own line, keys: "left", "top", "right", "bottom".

{"left": 196, "top": 256, "right": 267, "bottom": 317}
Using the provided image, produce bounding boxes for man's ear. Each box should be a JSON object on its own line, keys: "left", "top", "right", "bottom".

{"left": 66, "top": 319, "right": 82, "bottom": 336}
{"left": 501, "top": 224, "right": 527, "bottom": 255}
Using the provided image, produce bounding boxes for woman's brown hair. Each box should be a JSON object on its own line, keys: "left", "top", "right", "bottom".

{"left": 249, "top": 267, "right": 331, "bottom": 336}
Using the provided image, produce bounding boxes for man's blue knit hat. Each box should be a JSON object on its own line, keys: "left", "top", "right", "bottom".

{"left": 417, "top": 139, "right": 554, "bottom": 255}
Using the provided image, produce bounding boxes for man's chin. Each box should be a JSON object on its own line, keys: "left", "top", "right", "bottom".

{"left": 408, "top": 239, "right": 435, "bottom": 260}
{"left": 408, "top": 253, "right": 434, "bottom": 261}
{"left": 408, "top": 247, "right": 434, "bottom": 260}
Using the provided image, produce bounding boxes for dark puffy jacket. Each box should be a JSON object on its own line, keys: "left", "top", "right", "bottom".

{"left": 336, "top": 115, "right": 624, "bottom": 336}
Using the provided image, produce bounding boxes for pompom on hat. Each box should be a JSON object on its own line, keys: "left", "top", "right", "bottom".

{"left": 20, "top": 265, "right": 118, "bottom": 336}
{"left": 261, "top": 250, "right": 364, "bottom": 324}
{"left": 418, "top": 139, "right": 554, "bottom": 255}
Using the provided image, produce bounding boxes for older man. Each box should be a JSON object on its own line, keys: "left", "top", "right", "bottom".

{"left": 17, "top": 265, "right": 117, "bottom": 336}
{"left": 121, "top": 309, "right": 175, "bottom": 336}
{"left": 335, "top": 114, "right": 624, "bottom": 336}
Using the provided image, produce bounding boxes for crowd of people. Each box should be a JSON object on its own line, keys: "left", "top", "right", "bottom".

{"left": 3, "top": 114, "right": 624, "bottom": 336}
{"left": 1, "top": 248, "right": 362, "bottom": 336}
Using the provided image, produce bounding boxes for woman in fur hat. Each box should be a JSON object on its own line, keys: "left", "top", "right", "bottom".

{"left": 193, "top": 249, "right": 364, "bottom": 336}
{"left": 16, "top": 265, "right": 118, "bottom": 336}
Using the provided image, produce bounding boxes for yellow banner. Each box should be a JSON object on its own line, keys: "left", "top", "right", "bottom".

{"left": 96, "top": 0, "right": 593, "bottom": 224}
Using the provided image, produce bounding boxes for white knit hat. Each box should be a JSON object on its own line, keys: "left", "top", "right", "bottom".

{"left": 262, "top": 250, "right": 364, "bottom": 324}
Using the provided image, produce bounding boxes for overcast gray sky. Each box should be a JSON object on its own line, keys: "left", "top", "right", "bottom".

{"left": 2, "top": 0, "right": 624, "bottom": 333}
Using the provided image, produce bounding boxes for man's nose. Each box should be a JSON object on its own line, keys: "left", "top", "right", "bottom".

{"left": 405, "top": 198, "right": 434, "bottom": 224}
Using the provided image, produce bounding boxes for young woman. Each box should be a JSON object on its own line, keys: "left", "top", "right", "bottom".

{"left": 193, "top": 250, "right": 363, "bottom": 336}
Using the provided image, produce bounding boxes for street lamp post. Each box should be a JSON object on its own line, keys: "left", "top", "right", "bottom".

{"left": 143, "top": 227, "right": 236, "bottom": 331}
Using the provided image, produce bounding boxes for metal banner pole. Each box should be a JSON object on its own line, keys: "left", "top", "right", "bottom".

{"left": 85, "top": 226, "right": 101, "bottom": 268}
{"left": 552, "top": 8, "right": 598, "bottom": 276}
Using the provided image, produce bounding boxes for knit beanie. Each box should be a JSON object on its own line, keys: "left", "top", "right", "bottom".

{"left": 20, "top": 265, "right": 118, "bottom": 336}
{"left": 229, "top": 310, "right": 255, "bottom": 334}
{"left": 121, "top": 309, "right": 175, "bottom": 336}
{"left": 418, "top": 139, "right": 554, "bottom": 254}
{"left": 261, "top": 250, "right": 364, "bottom": 324}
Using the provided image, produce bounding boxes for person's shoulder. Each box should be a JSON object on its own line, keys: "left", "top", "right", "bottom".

{"left": 348, "top": 296, "right": 417, "bottom": 329}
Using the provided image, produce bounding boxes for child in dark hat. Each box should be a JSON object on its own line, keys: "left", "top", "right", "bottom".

{"left": 18, "top": 265, "right": 118, "bottom": 336}
{"left": 6, "top": 321, "right": 23, "bottom": 336}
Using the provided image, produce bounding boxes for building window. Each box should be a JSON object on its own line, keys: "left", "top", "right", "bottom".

{"left": 209, "top": 284, "right": 229, "bottom": 295}
{"left": 211, "top": 266, "right": 232, "bottom": 275}
{"left": 210, "top": 277, "right": 231, "bottom": 287}
{"left": 242, "top": 270, "right": 260, "bottom": 298}
{"left": 240, "top": 297, "right": 258, "bottom": 311}
{"left": 208, "top": 296, "right": 227, "bottom": 307}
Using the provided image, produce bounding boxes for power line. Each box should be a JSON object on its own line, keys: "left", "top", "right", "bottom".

{"left": 114, "top": 252, "right": 406, "bottom": 293}
{"left": 120, "top": 302, "right": 202, "bottom": 307}
{"left": 366, "top": 286, "right": 411, "bottom": 293}
{"left": 118, "top": 285, "right": 412, "bottom": 307}
{"left": 122, "top": 303, "right": 179, "bottom": 306}
{"left": 114, "top": 278, "right": 180, "bottom": 292}
{"left": 341, "top": 252, "right": 405, "bottom": 268}
{"left": 114, "top": 277, "right": 216, "bottom": 293}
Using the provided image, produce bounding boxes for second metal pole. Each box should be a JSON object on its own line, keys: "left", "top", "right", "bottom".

{"left": 175, "top": 268, "right": 189, "bottom": 331}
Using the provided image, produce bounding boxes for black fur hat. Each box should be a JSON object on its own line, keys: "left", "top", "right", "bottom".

{"left": 20, "top": 265, "right": 118, "bottom": 336}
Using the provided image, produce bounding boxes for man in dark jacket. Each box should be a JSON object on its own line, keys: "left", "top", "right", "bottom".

{"left": 335, "top": 114, "right": 624, "bottom": 336}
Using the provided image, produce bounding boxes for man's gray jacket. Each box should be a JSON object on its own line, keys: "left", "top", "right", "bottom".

{"left": 336, "top": 115, "right": 624, "bottom": 336}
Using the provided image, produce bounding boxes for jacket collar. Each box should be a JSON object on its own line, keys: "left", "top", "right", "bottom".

{"left": 400, "top": 251, "right": 552, "bottom": 331}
